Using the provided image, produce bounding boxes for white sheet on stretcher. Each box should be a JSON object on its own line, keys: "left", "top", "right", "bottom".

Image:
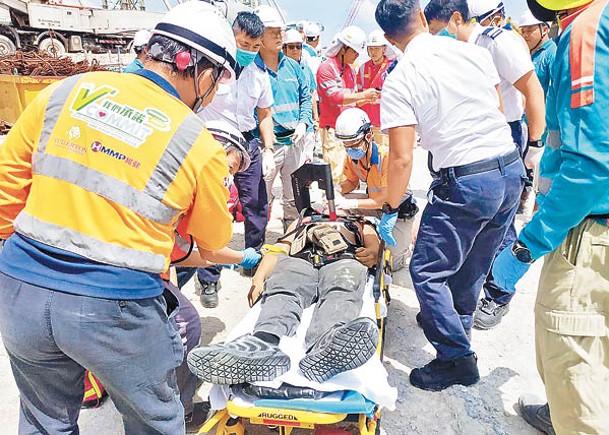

{"left": 209, "top": 276, "right": 398, "bottom": 411}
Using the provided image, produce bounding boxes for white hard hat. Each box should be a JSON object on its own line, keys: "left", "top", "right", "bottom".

{"left": 204, "top": 120, "right": 251, "bottom": 173}
{"left": 337, "top": 26, "right": 367, "bottom": 54}
{"left": 151, "top": 1, "right": 239, "bottom": 83}
{"left": 253, "top": 4, "right": 284, "bottom": 28}
{"left": 303, "top": 21, "right": 323, "bottom": 38}
{"left": 283, "top": 29, "right": 303, "bottom": 45}
{"left": 335, "top": 108, "right": 372, "bottom": 143}
{"left": 133, "top": 29, "right": 151, "bottom": 48}
{"left": 518, "top": 9, "right": 548, "bottom": 27}
{"left": 367, "top": 30, "right": 387, "bottom": 47}
{"left": 468, "top": 0, "right": 505, "bottom": 21}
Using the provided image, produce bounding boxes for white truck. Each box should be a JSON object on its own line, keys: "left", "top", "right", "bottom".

{"left": 0, "top": 0, "right": 258, "bottom": 55}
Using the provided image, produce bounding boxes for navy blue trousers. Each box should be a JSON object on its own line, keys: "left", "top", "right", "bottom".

{"left": 410, "top": 154, "right": 525, "bottom": 361}
{"left": 483, "top": 120, "right": 528, "bottom": 305}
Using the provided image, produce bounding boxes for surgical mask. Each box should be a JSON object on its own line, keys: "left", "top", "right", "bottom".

{"left": 236, "top": 48, "right": 257, "bottom": 67}
{"left": 346, "top": 147, "right": 366, "bottom": 161}
{"left": 438, "top": 27, "right": 457, "bottom": 39}
{"left": 227, "top": 174, "right": 234, "bottom": 189}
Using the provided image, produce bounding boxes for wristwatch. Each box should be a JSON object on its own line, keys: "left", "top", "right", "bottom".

{"left": 527, "top": 139, "right": 544, "bottom": 148}
{"left": 381, "top": 202, "right": 399, "bottom": 215}
{"left": 511, "top": 240, "right": 534, "bottom": 264}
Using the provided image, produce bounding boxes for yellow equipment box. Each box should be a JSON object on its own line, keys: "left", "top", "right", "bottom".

{"left": 0, "top": 75, "right": 63, "bottom": 124}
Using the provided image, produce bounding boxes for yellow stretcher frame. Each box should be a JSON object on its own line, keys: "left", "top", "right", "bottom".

{"left": 198, "top": 247, "right": 392, "bottom": 435}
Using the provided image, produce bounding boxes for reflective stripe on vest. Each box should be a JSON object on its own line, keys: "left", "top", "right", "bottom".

{"left": 538, "top": 176, "right": 552, "bottom": 195}
{"left": 546, "top": 130, "right": 562, "bottom": 150}
{"left": 22, "top": 75, "right": 202, "bottom": 273}
{"left": 14, "top": 212, "right": 166, "bottom": 273}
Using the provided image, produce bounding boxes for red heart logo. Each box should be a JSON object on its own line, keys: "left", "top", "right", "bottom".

{"left": 98, "top": 111, "right": 107, "bottom": 118}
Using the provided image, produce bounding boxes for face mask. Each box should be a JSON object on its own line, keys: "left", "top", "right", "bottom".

{"left": 346, "top": 147, "right": 366, "bottom": 161}
{"left": 438, "top": 27, "right": 457, "bottom": 39}
{"left": 236, "top": 48, "right": 257, "bottom": 67}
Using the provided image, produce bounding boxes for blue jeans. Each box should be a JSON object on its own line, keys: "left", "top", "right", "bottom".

{"left": 0, "top": 272, "right": 185, "bottom": 434}
{"left": 410, "top": 154, "right": 525, "bottom": 361}
{"left": 483, "top": 120, "right": 528, "bottom": 305}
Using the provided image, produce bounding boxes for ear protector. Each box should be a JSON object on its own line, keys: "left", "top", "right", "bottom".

{"left": 175, "top": 51, "right": 192, "bottom": 71}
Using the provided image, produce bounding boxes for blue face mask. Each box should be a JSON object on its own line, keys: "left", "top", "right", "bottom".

{"left": 236, "top": 48, "right": 257, "bottom": 67}
{"left": 437, "top": 27, "right": 457, "bottom": 39}
{"left": 346, "top": 147, "right": 366, "bottom": 161}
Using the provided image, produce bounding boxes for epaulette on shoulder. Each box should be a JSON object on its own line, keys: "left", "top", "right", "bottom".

{"left": 481, "top": 27, "right": 504, "bottom": 40}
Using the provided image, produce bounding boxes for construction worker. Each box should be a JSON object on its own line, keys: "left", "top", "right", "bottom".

{"left": 124, "top": 29, "right": 150, "bottom": 72}
{"left": 358, "top": 30, "right": 393, "bottom": 148}
{"left": 254, "top": 5, "right": 313, "bottom": 229}
{"left": 332, "top": 108, "right": 417, "bottom": 271}
{"left": 302, "top": 21, "right": 323, "bottom": 75}
{"left": 0, "top": 2, "right": 239, "bottom": 433}
{"left": 376, "top": 0, "right": 525, "bottom": 391}
{"left": 283, "top": 28, "right": 318, "bottom": 160}
{"left": 518, "top": 9, "right": 556, "bottom": 97}
{"left": 192, "top": 10, "right": 274, "bottom": 305}
{"left": 492, "top": 0, "right": 609, "bottom": 433}
{"left": 317, "top": 26, "right": 380, "bottom": 185}
{"left": 424, "top": 0, "right": 547, "bottom": 329}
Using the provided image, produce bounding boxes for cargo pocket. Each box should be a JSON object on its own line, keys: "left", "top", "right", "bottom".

{"left": 538, "top": 310, "right": 609, "bottom": 426}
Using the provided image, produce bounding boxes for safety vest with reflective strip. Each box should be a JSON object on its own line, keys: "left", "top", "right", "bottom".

{"left": 358, "top": 57, "right": 390, "bottom": 127}
{"left": 342, "top": 142, "right": 387, "bottom": 199}
{"left": 6, "top": 71, "right": 232, "bottom": 274}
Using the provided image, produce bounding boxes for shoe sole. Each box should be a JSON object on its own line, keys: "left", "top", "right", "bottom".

{"left": 200, "top": 296, "right": 219, "bottom": 309}
{"left": 299, "top": 319, "right": 379, "bottom": 383}
{"left": 409, "top": 373, "right": 480, "bottom": 392}
{"left": 187, "top": 348, "right": 290, "bottom": 385}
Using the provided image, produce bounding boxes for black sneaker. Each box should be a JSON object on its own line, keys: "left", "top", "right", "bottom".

{"left": 187, "top": 334, "right": 290, "bottom": 385}
{"left": 473, "top": 298, "right": 509, "bottom": 330}
{"left": 518, "top": 395, "right": 555, "bottom": 435}
{"left": 185, "top": 402, "right": 210, "bottom": 434}
{"left": 299, "top": 317, "right": 379, "bottom": 383}
{"left": 196, "top": 280, "right": 220, "bottom": 308}
{"left": 409, "top": 353, "right": 480, "bottom": 391}
{"left": 415, "top": 312, "right": 472, "bottom": 340}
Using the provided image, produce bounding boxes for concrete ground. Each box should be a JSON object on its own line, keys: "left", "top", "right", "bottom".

{"left": 0, "top": 147, "right": 546, "bottom": 434}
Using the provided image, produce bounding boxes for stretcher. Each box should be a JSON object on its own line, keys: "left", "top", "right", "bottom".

{"left": 198, "top": 163, "right": 396, "bottom": 435}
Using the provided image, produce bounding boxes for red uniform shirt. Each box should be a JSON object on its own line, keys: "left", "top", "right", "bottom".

{"left": 317, "top": 56, "right": 358, "bottom": 129}
{"left": 358, "top": 57, "right": 391, "bottom": 127}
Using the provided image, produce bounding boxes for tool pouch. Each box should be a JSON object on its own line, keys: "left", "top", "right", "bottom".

{"left": 307, "top": 224, "right": 349, "bottom": 255}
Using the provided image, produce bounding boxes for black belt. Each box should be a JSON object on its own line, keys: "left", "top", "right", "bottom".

{"left": 440, "top": 148, "right": 520, "bottom": 178}
{"left": 241, "top": 130, "right": 256, "bottom": 142}
{"left": 275, "top": 129, "right": 295, "bottom": 139}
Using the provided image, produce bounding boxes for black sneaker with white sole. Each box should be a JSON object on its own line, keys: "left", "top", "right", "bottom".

{"left": 299, "top": 317, "right": 379, "bottom": 383}
{"left": 187, "top": 334, "right": 290, "bottom": 385}
{"left": 474, "top": 298, "right": 510, "bottom": 330}
{"left": 410, "top": 353, "right": 480, "bottom": 391}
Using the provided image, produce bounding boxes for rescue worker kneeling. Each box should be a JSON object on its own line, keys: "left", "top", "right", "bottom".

{"left": 187, "top": 217, "right": 381, "bottom": 384}
{"left": 332, "top": 108, "right": 417, "bottom": 271}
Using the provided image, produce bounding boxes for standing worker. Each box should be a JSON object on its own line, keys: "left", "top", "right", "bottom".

{"left": 332, "top": 108, "right": 417, "bottom": 271}
{"left": 358, "top": 30, "right": 393, "bottom": 147}
{"left": 423, "top": 0, "right": 547, "bottom": 329}
{"left": 254, "top": 5, "right": 313, "bottom": 229}
{"left": 492, "top": 0, "right": 609, "bottom": 433}
{"left": 317, "top": 26, "right": 380, "bottom": 185}
{"left": 124, "top": 29, "right": 151, "bottom": 72}
{"left": 0, "top": 2, "right": 239, "bottom": 433}
{"left": 283, "top": 28, "right": 319, "bottom": 160}
{"left": 194, "top": 10, "right": 275, "bottom": 304}
{"left": 375, "top": 0, "right": 525, "bottom": 391}
{"left": 518, "top": 9, "right": 556, "bottom": 96}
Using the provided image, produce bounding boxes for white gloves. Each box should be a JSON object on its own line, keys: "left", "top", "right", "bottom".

{"left": 262, "top": 148, "right": 276, "bottom": 176}
{"left": 524, "top": 146, "right": 544, "bottom": 169}
{"left": 335, "top": 196, "right": 359, "bottom": 211}
{"left": 292, "top": 122, "right": 307, "bottom": 146}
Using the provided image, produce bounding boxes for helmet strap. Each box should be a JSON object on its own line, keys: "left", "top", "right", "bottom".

{"left": 191, "top": 61, "right": 222, "bottom": 113}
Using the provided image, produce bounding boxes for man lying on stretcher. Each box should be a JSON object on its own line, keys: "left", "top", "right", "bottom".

{"left": 187, "top": 215, "right": 381, "bottom": 385}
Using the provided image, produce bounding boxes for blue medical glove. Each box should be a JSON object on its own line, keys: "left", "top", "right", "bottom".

{"left": 492, "top": 246, "right": 531, "bottom": 293}
{"left": 239, "top": 247, "right": 261, "bottom": 269}
{"left": 379, "top": 212, "right": 398, "bottom": 247}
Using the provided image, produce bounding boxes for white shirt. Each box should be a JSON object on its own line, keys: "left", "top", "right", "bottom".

{"left": 381, "top": 33, "right": 515, "bottom": 171}
{"left": 469, "top": 24, "right": 534, "bottom": 123}
{"left": 198, "top": 62, "right": 274, "bottom": 132}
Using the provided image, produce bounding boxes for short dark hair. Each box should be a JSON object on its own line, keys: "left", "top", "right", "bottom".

{"left": 233, "top": 11, "right": 265, "bottom": 39}
{"left": 424, "top": 0, "right": 469, "bottom": 23}
{"left": 375, "top": 0, "right": 421, "bottom": 39}
{"left": 147, "top": 34, "right": 216, "bottom": 79}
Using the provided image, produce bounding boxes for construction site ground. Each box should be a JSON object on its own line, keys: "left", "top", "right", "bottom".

{"left": 0, "top": 143, "right": 546, "bottom": 434}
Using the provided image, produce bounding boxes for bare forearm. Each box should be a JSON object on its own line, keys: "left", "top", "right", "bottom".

{"left": 387, "top": 127, "right": 415, "bottom": 208}
{"left": 515, "top": 72, "right": 546, "bottom": 140}
{"left": 258, "top": 107, "right": 275, "bottom": 150}
{"left": 198, "top": 247, "right": 243, "bottom": 265}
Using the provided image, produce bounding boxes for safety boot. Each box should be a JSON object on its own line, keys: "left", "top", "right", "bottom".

{"left": 410, "top": 353, "right": 479, "bottom": 391}
{"left": 518, "top": 395, "right": 555, "bottom": 435}
{"left": 195, "top": 279, "right": 220, "bottom": 308}
{"left": 473, "top": 298, "right": 509, "bottom": 330}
